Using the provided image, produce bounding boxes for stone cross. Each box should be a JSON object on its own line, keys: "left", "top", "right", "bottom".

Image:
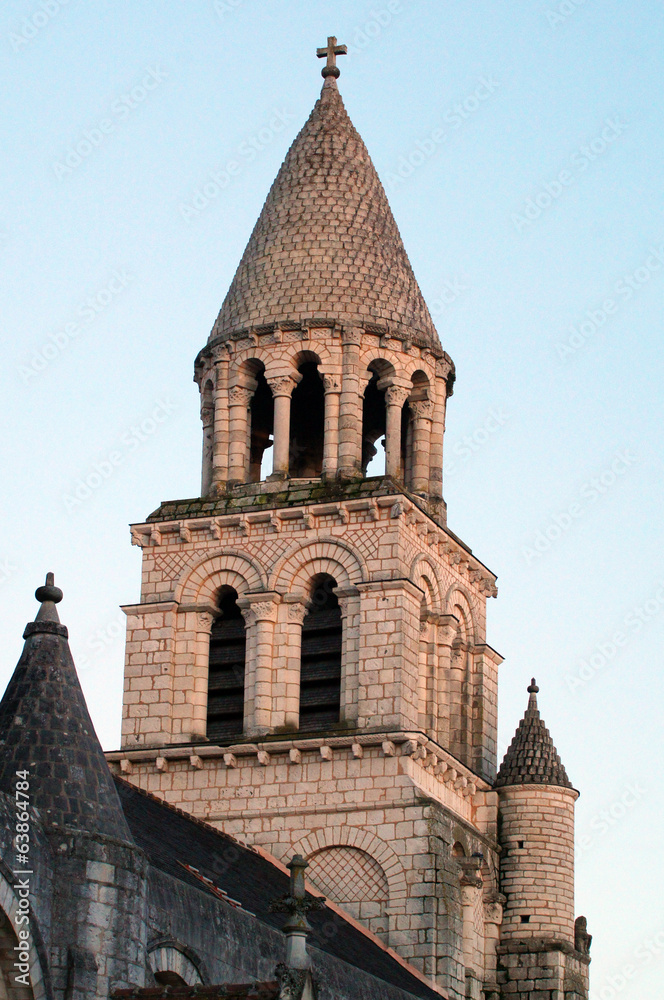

{"left": 317, "top": 35, "right": 347, "bottom": 79}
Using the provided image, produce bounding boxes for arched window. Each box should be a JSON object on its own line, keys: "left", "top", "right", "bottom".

{"left": 362, "top": 368, "right": 387, "bottom": 476}
{"left": 290, "top": 359, "right": 324, "bottom": 478}
{"left": 207, "top": 587, "right": 246, "bottom": 742}
{"left": 299, "top": 574, "right": 342, "bottom": 731}
{"left": 248, "top": 362, "right": 274, "bottom": 482}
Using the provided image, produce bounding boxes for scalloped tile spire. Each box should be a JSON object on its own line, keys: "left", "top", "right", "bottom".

{"left": 209, "top": 77, "right": 441, "bottom": 352}
{"left": 495, "top": 679, "right": 573, "bottom": 789}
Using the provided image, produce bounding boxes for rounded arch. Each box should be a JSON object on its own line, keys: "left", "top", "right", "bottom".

{"left": 148, "top": 938, "right": 207, "bottom": 987}
{"left": 444, "top": 584, "right": 479, "bottom": 644}
{"left": 289, "top": 824, "right": 407, "bottom": 903}
{"left": 269, "top": 537, "right": 366, "bottom": 593}
{"left": 0, "top": 868, "right": 47, "bottom": 1000}
{"left": 176, "top": 549, "right": 267, "bottom": 604}
{"left": 409, "top": 554, "right": 444, "bottom": 612}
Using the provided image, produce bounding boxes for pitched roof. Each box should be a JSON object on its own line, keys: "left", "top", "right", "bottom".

{"left": 0, "top": 576, "right": 133, "bottom": 842}
{"left": 114, "top": 777, "right": 442, "bottom": 1000}
{"left": 209, "top": 77, "right": 441, "bottom": 353}
{"left": 494, "top": 679, "right": 573, "bottom": 790}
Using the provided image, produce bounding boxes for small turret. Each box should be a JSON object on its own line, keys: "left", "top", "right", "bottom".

{"left": 496, "top": 679, "right": 576, "bottom": 940}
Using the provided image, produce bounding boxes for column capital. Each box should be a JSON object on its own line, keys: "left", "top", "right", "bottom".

{"left": 267, "top": 373, "right": 301, "bottom": 398}
{"left": 228, "top": 385, "right": 254, "bottom": 407}
{"left": 195, "top": 610, "right": 215, "bottom": 633}
{"left": 286, "top": 601, "right": 308, "bottom": 625}
{"left": 237, "top": 592, "right": 280, "bottom": 625}
{"left": 341, "top": 326, "right": 363, "bottom": 347}
{"left": 385, "top": 385, "right": 409, "bottom": 407}
{"left": 322, "top": 373, "right": 341, "bottom": 394}
{"left": 409, "top": 397, "right": 434, "bottom": 421}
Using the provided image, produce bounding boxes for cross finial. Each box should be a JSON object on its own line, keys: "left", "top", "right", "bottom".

{"left": 316, "top": 35, "right": 347, "bottom": 80}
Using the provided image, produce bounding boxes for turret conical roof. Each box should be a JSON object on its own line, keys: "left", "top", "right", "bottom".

{"left": 209, "top": 77, "right": 441, "bottom": 352}
{"left": 0, "top": 575, "right": 133, "bottom": 842}
{"left": 495, "top": 679, "right": 573, "bottom": 789}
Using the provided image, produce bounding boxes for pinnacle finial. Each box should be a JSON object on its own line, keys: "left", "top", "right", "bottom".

{"left": 528, "top": 677, "right": 539, "bottom": 694}
{"left": 34, "top": 572, "right": 63, "bottom": 623}
{"left": 316, "top": 35, "right": 347, "bottom": 79}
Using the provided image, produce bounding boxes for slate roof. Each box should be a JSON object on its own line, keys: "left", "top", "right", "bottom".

{"left": 209, "top": 77, "right": 441, "bottom": 353}
{"left": 0, "top": 578, "right": 133, "bottom": 842}
{"left": 115, "top": 777, "right": 442, "bottom": 1000}
{"left": 494, "top": 679, "right": 573, "bottom": 789}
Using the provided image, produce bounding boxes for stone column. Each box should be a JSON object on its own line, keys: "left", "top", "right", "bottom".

{"left": 384, "top": 385, "right": 408, "bottom": 479}
{"left": 211, "top": 353, "right": 230, "bottom": 491}
{"left": 227, "top": 385, "right": 254, "bottom": 485}
{"left": 431, "top": 357, "right": 453, "bottom": 499}
{"left": 279, "top": 598, "right": 308, "bottom": 729}
{"left": 267, "top": 374, "right": 299, "bottom": 480}
{"left": 338, "top": 328, "right": 363, "bottom": 478}
{"left": 418, "top": 612, "right": 439, "bottom": 738}
{"left": 459, "top": 857, "right": 485, "bottom": 1000}
{"left": 434, "top": 613, "right": 460, "bottom": 750}
{"left": 238, "top": 594, "right": 280, "bottom": 735}
{"left": 200, "top": 396, "right": 214, "bottom": 496}
{"left": 191, "top": 610, "right": 215, "bottom": 741}
{"left": 322, "top": 374, "right": 341, "bottom": 479}
{"left": 409, "top": 397, "right": 434, "bottom": 495}
{"left": 334, "top": 586, "right": 361, "bottom": 724}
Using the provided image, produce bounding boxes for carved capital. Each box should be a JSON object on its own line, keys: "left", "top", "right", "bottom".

{"left": 287, "top": 602, "right": 308, "bottom": 625}
{"left": 239, "top": 599, "right": 278, "bottom": 626}
{"left": 200, "top": 403, "right": 214, "bottom": 425}
{"left": 267, "top": 374, "right": 299, "bottom": 398}
{"left": 385, "top": 385, "right": 409, "bottom": 407}
{"left": 409, "top": 398, "right": 434, "bottom": 422}
{"left": 228, "top": 385, "right": 253, "bottom": 407}
{"left": 322, "top": 373, "right": 341, "bottom": 393}
{"left": 196, "top": 611, "right": 214, "bottom": 633}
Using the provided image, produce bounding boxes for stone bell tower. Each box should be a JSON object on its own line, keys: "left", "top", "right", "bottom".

{"left": 106, "top": 38, "right": 586, "bottom": 1000}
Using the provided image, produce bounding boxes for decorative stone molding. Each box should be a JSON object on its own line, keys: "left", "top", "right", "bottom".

{"left": 266, "top": 374, "right": 299, "bottom": 398}
{"left": 223, "top": 753, "right": 237, "bottom": 768}
{"left": 228, "top": 385, "right": 253, "bottom": 406}
{"left": 385, "top": 385, "right": 409, "bottom": 407}
{"left": 189, "top": 755, "right": 204, "bottom": 770}
{"left": 289, "top": 748, "right": 302, "bottom": 764}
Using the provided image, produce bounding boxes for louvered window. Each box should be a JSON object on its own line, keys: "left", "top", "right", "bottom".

{"left": 206, "top": 589, "right": 245, "bottom": 742}
{"left": 299, "top": 578, "right": 342, "bottom": 732}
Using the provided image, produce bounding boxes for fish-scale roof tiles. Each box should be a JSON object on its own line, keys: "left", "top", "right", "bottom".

{"left": 209, "top": 77, "right": 441, "bottom": 352}
{"left": 494, "top": 679, "right": 573, "bottom": 789}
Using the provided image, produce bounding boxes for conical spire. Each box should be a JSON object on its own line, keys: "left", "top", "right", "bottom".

{"left": 209, "top": 73, "right": 441, "bottom": 352}
{"left": 495, "top": 678, "right": 573, "bottom": 789}
{"left": 0, "top": 575, "right": 133, "bottom": 842}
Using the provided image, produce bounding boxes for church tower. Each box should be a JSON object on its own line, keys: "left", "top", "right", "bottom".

{"left": 109, "top": 40, "right": 589, "bottom": 1000}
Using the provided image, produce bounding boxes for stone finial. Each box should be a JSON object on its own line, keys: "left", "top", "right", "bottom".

{"left": 495, "top": 677, "right": 573, "bottom": 789}
{"left": 316, "top": 35, "right": 347, "bottom": 79}
{"left": 270, "top": 854, "right": 325, "bottom": 970}
{"left": 34, "top": 571, "right": 63, "bottom": 623}
{"left": 527, "top": 677, "right": 539, "bottom": 694}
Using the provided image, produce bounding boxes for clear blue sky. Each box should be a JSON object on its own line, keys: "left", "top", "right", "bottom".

{"left": 1, "top": 1, "right": 663, "bottom": 995}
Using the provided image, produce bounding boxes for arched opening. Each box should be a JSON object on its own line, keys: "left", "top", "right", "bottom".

{"left": 362, "top": 367, "right": 387, "bottom": 476}
{"left": 154, "top": 972, "right": 188, "bottom": 987}
{"left": 247, "top": 362, "right": 274, "bottom": 482}
{"left": 307, "top": 846, "right": 389, "bottom": 942}
{"left": 290, "top": 360, "right": 324, "bottom": 478}
{"left": 299, "top": 574, "right": 342, "bottom": 731}
{"left": 207, "top": 587, "right": 246, "bottom": 742}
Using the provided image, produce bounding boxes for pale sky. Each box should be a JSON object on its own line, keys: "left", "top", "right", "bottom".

{"left": 1, "top": 2, "right": 663, "bottom": 996}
